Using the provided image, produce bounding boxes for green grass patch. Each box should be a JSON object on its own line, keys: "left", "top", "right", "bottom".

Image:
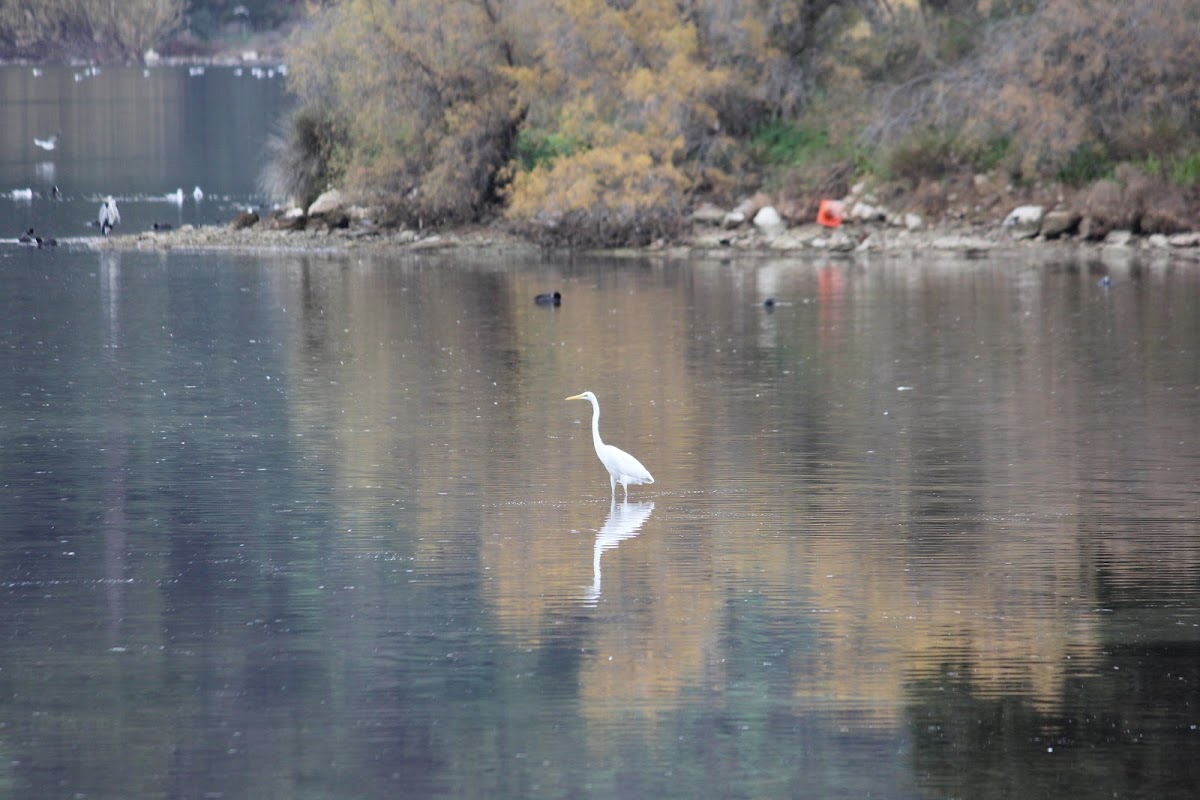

{"left": 1057, "top": 142, "right": 1113, "bottom": 186}
{"left": 1170, "top": 152, "right": 1200, "bottom": 185}
{"left": 515, "top": 129, "right": 585, "bottom": 172}
{"left": 749, "top": 122, "right": 833, "bottom": 167}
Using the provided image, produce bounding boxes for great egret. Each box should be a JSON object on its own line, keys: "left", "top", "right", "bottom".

{"left": 98, "top": 196, "right": 120, "bottom": 235}
{"left": 535, "top": 291, "right": 561, "bottom": 306}
{"left": 193, "top": 185, "right": 204, "bottom": 202}
{"left": 34, "top": 133, "right": 57, "bottom": 151}
{"left": 566, "top": 391, "right": 654, "bottom": 501}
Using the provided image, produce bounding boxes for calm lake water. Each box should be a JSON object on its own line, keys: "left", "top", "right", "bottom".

{"left": 3, "top": 66, "right": 1200, "bottom": 800}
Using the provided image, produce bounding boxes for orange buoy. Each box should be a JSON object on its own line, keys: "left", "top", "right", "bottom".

{"left": 817, "top": 199, "right": 845, "bottom": 228}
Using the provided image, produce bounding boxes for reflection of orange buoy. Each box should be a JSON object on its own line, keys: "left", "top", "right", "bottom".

{"left": 817, "top": 199, "right": 844, "bottom": 228}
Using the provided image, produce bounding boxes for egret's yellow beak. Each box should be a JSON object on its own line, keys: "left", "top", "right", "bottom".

{"left": 565, "top": 393, "right": 586, "bottom": 401}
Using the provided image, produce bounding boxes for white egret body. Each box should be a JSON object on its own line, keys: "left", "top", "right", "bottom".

{"left": 566, "top": 391, "right": 654, "bottom": 501}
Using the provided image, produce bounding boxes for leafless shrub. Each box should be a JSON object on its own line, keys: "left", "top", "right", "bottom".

{"left": 1080, "top": 164, "right": 1194, "bottom": 235}
{"left": 259, "top": 105, "right": 345, "bottom": 208}
{"left": 861, "top": 0, "right": 1200, "bottom": 181}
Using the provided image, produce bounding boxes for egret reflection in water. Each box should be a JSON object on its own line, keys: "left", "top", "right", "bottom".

{"left": 584, "top": 500, "right": 655, "bottom": 606}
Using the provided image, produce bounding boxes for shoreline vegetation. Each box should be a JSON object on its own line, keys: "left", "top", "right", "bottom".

{"left": 9, "top": 1, "right": 1200, "bottom": 256}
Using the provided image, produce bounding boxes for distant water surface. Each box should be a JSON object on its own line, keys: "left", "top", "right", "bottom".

{"left": 1, "top": 63, "right": 290, "bottom": 239}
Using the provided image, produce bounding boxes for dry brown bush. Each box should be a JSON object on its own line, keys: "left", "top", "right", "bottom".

{"left": 1080, "top": 165, "right": 1195, "bottom": 235}
{"left": 861, "top": 0, "right": 1200, "bottom": 181}
{"left": 283, "top": 0, "right": 524, "bottom": 225}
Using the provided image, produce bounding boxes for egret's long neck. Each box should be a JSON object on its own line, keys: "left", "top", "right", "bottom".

{"left": 590, "top": 398, "right": 604, "bottom": 450}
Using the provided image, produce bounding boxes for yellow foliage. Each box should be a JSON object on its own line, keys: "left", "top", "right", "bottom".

{"left": 279, "top": 0, "right": 853, "bottom": 239}
{"left": 501, "top": 0, "right": 743, "bottom": 241}
{"left": 504, "top": 128, "right": 690, "bottom": 245}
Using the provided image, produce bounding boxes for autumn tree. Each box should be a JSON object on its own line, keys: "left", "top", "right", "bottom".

{"left": 502, "top": 0, "right": 873, "bottom": 244}
{"left": 281, "top": 0, "right": 524, "bottom": 223}
{"left": 274, "top": 0, "right": 868, "bottom": 243}
{"left": 501, "top": 0, "right": 725, "bottom": 245}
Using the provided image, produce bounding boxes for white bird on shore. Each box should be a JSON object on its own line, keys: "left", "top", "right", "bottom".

{"left": 98, "top": 196, "right": 120, "bottom": 235}
{"left": 34, "top": 133, "right": 58, "bottom": 151}
{"left": 166, "top": 188, "right": 184, "bottom": 204}
{"left": 565, "top": 391, "right": 655, "bottom": 501}
{"left": 10, "top": 188, "right": 33, "bottom": 201}
{"left": 193, "top": 185, "right": 204, "bottom": 202}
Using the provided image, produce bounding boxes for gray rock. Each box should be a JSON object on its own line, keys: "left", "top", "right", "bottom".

{"left": 1168, "top": 232, "right": 1200, "bottom": 247}
{"left": 735, "top": 193, "right": 769, "bottom": 220}
{"left": 268, "top": 207, "right": 306, "bottom": 231}
{"left": 307, "top": 189, "right": 345, "bottom": 217}
{"left": 849, "top": 201, "right": 887, "bottom": 223}
{"left": 1039, "top": 209, "right": 1080, "bottom": 239}
{"left": 307, "top": 189, "right": 352, "bottom": 231}
{"left": 722, "top": 210, "right": 746, "bottom": 229}
{"left": 1003, "top": 204, "right": 1044, "bottom": 226}
{"left": 229, "top": 210, "right": 259, "bottom": 230}
{"left": 1003, "top": 205, "right": 1044, "bottom": 238}
{"left": 753, "top": 205, "right": 785, "bottom": 235}
{"left": 1079, "top": 215, "right": 1111, "bottom": 241}
{"left": 1103, "top": 229, "right": 1133, "bottom": 246}
{"left": 312, "top": 210, "right": 350, "bottom": 231}
{"left": 691, "top": 203, "right": 726, "bottom": 226}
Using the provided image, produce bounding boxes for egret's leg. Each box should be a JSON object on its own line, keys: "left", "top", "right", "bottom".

{"left": 610, "top": 474, "right": 617, "bottom": 502}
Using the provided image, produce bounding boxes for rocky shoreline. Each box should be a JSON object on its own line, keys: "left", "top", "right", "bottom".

{"left": 87, "top": 188, "right": 1200, "bottom": 264}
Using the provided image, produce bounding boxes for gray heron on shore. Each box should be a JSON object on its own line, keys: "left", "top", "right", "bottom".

{"left": 99, "top": 196, "right": 120, "bottom": 235}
